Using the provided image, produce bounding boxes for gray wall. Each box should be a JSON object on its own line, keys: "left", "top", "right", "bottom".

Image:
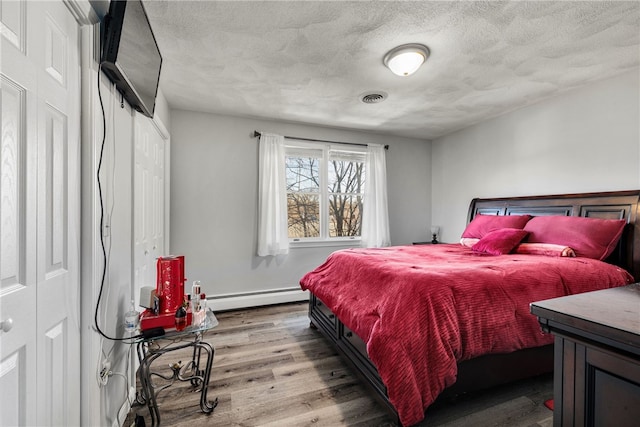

{"left": 100, "top": 86, "right": 135, "bottom": 425}
{"left": 431, "top": 69, "right": 640, "bottom": 243}
{"left": 83, "top": 71, "right": 172, "bottom": 426}
{"left": 169, "top": 112, "right": 431, "bottom": 300}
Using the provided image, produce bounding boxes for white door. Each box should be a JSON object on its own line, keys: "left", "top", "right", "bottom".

{"left": 133, "top": 115, "right": 167, "bottom": 304}
{"left": 0, "top": 1, "right": 38, "bottom": 424}
{"left": 0, "top": 1, "right": 81, "bottom": 426}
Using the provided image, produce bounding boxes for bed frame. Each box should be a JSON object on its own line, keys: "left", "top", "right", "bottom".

{"left": 307, "top": 190, "right": 640, "bottom": 425}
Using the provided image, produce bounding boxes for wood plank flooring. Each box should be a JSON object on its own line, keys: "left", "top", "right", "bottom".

{"left": 125, "top": 302, "right": 553, "bottom": 427}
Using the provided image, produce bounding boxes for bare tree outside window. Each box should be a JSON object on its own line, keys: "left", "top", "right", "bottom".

{"left": 286, "top": 157, "right": 320, "bottom": 238}
{"left": 328, "top": 160, "right": 364, "bottom": 237}
{"left": 286, "top": 151, "right": 365, "bottom": 239}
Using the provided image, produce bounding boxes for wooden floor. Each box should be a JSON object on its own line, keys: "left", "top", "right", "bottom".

{"left": 126, "top": 302, "right": 554, "bottom": 427}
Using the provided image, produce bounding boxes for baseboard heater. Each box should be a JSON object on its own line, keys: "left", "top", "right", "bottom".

{"left": 208, "top": 287, "right": 308, "bottom": 311}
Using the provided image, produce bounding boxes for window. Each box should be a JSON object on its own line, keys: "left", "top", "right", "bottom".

{"left": 257, "top": 132, "right": 388, "bottom": 255}
{"left": 285, "top": 141, "right": 365, "bottom": 242}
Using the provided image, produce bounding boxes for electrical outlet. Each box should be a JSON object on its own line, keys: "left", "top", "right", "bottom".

{"left": 99, "top": 360, "right": 111, "bottom": 386}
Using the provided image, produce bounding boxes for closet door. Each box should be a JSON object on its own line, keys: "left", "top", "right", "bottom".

{"left": 133, "top": 114, "right": 168, "bottom": 304}
{"left": 0, "top": 1, "right": 81, "bottom": 425}
{"left": 34, "top": 2, "right": 81, "bottom": 425}
{"left": 0, "top": 1, "right": 38, "bottom": 424}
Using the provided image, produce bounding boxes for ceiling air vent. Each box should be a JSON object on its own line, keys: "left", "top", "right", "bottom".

{"left": 360, "top": 92, "right": 387, "bottom": 104}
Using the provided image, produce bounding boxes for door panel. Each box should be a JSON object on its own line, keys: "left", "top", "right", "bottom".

{"left": 1, "top": 1, "right": 80, "bottom": 425}
{"left": 134, "top": 115, "right": 166, "bottom": 303}
{"left": 42, "top": 321, "right": 67, "bottom": 423}
{"left": 0, "top": 78, "right": 38, "bottom": 427}
{"left": 0, "top": 350, "right": 28, "bottom": 425}
{"left": 45, "top": 105, "right": 68, "bottom": 276}
{"left": 1, "top": 78, "right": 28, "bottom": 291}
{"left": 44, "top": 15, "right": 67, "bottom": 86}
{"left": 134, "top": 127, "right": 152, "bottom": 294}
{"left": 1, "top": 25, "right": 38, "bottom": 427}
{"left": 35, "top": 2, "right": 80, "bottom": 425}
{"left": 0, "top": 0, "right": 26, "bottom": 51}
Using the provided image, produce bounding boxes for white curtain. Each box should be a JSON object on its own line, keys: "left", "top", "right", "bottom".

{"left": 362, "top": 144, "right": 390, "bottom": 247}
{"left": 257, "top": 133, "right": 289, "bottom": 256}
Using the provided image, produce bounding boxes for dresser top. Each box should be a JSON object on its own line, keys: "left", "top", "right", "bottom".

{"left": 530, "top": 283, "right": 640, "bottom": 347}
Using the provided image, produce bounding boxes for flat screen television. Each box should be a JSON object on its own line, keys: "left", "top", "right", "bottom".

{"left": 101, "top": 0, "right": 162, "bottom": 118}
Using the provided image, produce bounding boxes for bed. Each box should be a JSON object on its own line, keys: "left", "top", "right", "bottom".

{"left": 299, "top": 190, "right": 640, "bottom": 426}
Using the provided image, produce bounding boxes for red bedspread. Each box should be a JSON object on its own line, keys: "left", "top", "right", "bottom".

{"left": 299, "top": 244, "right": 634, "bottom": 426}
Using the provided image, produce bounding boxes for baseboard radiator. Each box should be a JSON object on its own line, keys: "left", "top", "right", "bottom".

{"left": 208, "top": 287, "right": 308, "bottom": 311}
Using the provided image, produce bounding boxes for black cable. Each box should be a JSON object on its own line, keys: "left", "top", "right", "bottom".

{"left": 94, "top": 62, "right": 142, "bottom": 343}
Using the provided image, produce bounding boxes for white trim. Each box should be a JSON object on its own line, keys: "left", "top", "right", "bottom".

{"left": 112, "top": 386, "right": 136, "bottom": 427}
{"left": 63, "top": 0, "right": 99, "bottom": 25}
{"left": 151, "top": 113, "right": 171, "bottom": 258}
{"left": 80, "top": 22, "right": 103, "bottom": 427}
{"left": 165, "top": 135, "right": 171, "bottom": 254}
{"left": 153, "top": 114, "right": 171, "bottom": 256}
{"left": 151, "top": 114, "right": 170, "bottom": 140}
{"left": 289, "top": 239, "right": 361, "bottom": 249}
{"left": 209, "top": 289, "right": 309, "bottom": 312}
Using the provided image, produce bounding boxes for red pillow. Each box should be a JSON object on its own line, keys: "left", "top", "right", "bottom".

{"left": 524, "top": 216, "right": 626, "bottom": 260}
{"left": 472, "top": 228, "right": 529, "bottom": 255}
{"left": 461, "top": 214, "right": 532, "bottom": 239}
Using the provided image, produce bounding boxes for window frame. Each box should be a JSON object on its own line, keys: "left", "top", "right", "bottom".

{"left": 284, "top": 139, "right": 366, "bottom": 247}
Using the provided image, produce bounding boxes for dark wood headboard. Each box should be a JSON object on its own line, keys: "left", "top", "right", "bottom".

{"left": 467, "top": 190, "right": 640, "bottom": 281}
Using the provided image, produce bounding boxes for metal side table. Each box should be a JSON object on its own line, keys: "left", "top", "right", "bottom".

{"left": 135, "top": 310, "right": 219, "bottom": 426}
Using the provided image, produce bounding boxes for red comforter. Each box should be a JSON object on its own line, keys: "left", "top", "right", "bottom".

{"left": 299, "top": 244, "right": 634, "bottom": 426}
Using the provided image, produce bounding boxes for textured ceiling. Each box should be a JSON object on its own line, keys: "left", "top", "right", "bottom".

{"left": 144, "top": 1, "right": 640, "bottom": 140}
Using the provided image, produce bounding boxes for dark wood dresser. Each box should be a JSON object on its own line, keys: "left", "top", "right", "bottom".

{"left": 530, "top": 284, "right": 640, "bottom": 427}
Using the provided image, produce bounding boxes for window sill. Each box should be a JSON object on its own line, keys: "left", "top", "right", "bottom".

{"left": 289, "top": 239, "right": 362, "bottom": 249}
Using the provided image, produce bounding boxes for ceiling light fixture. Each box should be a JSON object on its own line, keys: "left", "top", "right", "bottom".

{"left": 383, "top": 43, "right": 430, "bottom": 77}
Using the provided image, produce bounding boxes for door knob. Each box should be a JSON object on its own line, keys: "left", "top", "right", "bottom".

{"left": 1, "top": 318, "right": 13, "bottom": 333}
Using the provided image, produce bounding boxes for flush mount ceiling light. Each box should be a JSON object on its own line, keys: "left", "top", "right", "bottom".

{"left": 383, "top": 43, "right": 430, "bottom": 76}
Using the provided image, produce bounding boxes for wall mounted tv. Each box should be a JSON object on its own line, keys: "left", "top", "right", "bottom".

{"left": 101, "top": 0, "right": 162, "bottom": 118}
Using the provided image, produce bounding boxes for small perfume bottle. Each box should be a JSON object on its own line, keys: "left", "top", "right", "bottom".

{"left": 192, "top": 281, "right": 201, "bottom": 313}
{"left": 175, "top": 302, "right": 187, "bottom": 331}
{"left": 200, "top": 293, "right": 207, "bottom": 313}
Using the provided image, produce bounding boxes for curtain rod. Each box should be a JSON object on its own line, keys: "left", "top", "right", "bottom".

{"left": 253, "top": 131, "right": 389, "bottom": 150}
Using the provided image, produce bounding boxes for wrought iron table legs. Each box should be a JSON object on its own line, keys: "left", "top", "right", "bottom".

{"left": 136, "top": 338, "right": 218, "bottom": 426}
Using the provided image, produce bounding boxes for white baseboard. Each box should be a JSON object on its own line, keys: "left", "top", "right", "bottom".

{"left": 112, "top": 386, "right": 136, "bottom": 427}
{"left": 208, "top": 288, "right": 309, "bottom": 311}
